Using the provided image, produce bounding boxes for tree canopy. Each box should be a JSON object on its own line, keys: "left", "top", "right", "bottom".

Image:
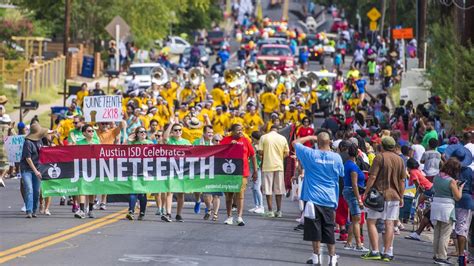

{"left": 11, "top": 0, "right": 222, "bottom": 48}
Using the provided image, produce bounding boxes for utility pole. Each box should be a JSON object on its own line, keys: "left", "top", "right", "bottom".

{"left": 63, "top": 0, "right": 71, "bottom": 107}
{"left": 282, "top": 0, "right": 289, "bottom": 21}
{"left": 380, "top": 0, "right": 386, "bottom": 37}
{"left": 417, "top": 0, "right": 426, "bottom": 68}
{"left": 389, "top": 0, "right": 396, "bottom": 52}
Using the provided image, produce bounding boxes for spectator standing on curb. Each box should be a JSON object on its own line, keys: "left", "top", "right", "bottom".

{"left": 293, "top": 131, "right": 344, "bottom": 266}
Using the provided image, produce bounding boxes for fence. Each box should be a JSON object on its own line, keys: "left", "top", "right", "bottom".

{"left": 20, "top": 56, "right": 65, "bottom": 98}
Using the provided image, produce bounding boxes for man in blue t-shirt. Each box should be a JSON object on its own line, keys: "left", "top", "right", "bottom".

{"left": 293, "top": 131, "right": 344, "bottom": 266}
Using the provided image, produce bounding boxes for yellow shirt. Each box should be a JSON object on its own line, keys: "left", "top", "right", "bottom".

{"left": 182, "top": 127, "right": 203, "bottom": 143}
{"left": 156, "top": 104, "right": 170, "bottom": 121}
{"left": 280, "top": 99, "right": 290, "bottom": 106}
{"left": 260, "top": 92, "right": 280, "bottom": 113}
{"left": 347, "top": 69, "right": 360, "bottom": 79}
{"left": 230, "top": 116, "right": 244, "bottom": 126}
{"left": 384, "top": 65, "right": 393, "bottom": 77}
{"left": 177, "top": 109, "right": 189, "bottom": 121}
{"left": 275, "top": 83, "right": 286, "bottom": 98}
{"left": 243, "top": 113, "right": 264, "bottom": 135}
{"left": 179, "top": 87, "right": 194, "bottom": 105}
{"left": 229, "top": 88, "right": 241, "bottom": 108}
{"left": 284, "top": 110, "right": 299, "bottom": 124}
{"left": 212, "top": 113, "right": 230, "bottom": 135}
{"left": 198, "top": 108, "right": 214, "bottom": 122}
{"left": 211, "top": 88, "right": 226, "bottom": 107}
{"left": 76, "top": 90, "right": 89, "bottom": 107}
{"left": 257, "top": 131, "right": 289, "bottom": 172}
{"left": 57, "top": 119, "right": 74, "bottom": 142}
{"left": 348, "top": 98, "right": 360, "bottom": 110}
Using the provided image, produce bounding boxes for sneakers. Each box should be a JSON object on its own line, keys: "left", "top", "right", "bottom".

{"left": 343, "top": 243, "right": 354, "bottom": 250}
{"left": 361, "top": 251, "right": 381, "bottom": 260}
{"left": 21, "top": 205, "right": 26, "bottom": 213}
{"left": 74, "top": 210, "right": 86, "bottom": 219}
{"left": 254, "top": 206, "right": 265, "bottom": 214}
{"left": 32, "top": 213, "right": 37, "bottom": 218}
{"left": 44, "top": 209, "right": 51, "bottom": 216}
{"left": 394, "top": 227, "right": 400, "bottom": 235}
{"left": 248, "top": 207, "right": 258, "bottom": 213}
{"left": 161, "top": 214, "right": 172, "bottom": 222}
{"left": 175, "top": 214, "right": 184, "bottom": 222}
{"left": 88, "top": 211, "right": 95, "bottom": 218}
{"left": 224, "top": 216, "right": 234, "bottom": 225}
{"left": 263, "top": 211, "right": 275, "bottom": 218}
{"left": 354, "top": 246, "right": 370, "bottom": 253}
{"left": 155, "top": 208, "right": 162, "bottom": 216}
{"left": 275, "top": 210, "right": 282, "bottom": 218}
{"left": 26, "top": 213, "right": 32, "bottom": 218}
{"left": 194, "top": 201, "right": 201, "bottom": 214}
{"left": 60, "top": 197, "right": 66, "bottom": 206}
{"left": 405, "top": 232, "right": 422, "bottom": 241}
{"left": 294, "top": 224, "right": 304, "bottom": 231}
{"left": 0, "top": 178, "right": 5, "bottom": 188}
{"left": 237, "top": 217, "right": 245, "bottom": 226}
{"left": 203, "top": 211, "right": 211, "bottom": 220}
{"left": 381, "top": 254, "right": 394, "bottom": 262}
{"left": 306, "top": 253, "right": 321, "bottom": 265}
{"left": 433, "top": 258, "right": 452, "bottom": 265}
{"left": 138, "top": 212, "right": 145, "bottom": 221}
{"left": 126, "top": 212, "right": 135, "bottom": 220}
{"left": 99, "top": 203, "right": 107, "bottom": 210}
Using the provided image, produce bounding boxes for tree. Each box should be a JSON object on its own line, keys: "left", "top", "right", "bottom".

{"left": 426, "top": 23, "right": 474, "bottom": 130}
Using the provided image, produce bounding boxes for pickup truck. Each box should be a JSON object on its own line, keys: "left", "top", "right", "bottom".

{"left": 256, "top": 44, "right": 294, "bottom": 71}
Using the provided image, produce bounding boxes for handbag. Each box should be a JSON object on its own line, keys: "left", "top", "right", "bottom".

{"left": 364, "top": 154, "right": 385, "bottom": 212}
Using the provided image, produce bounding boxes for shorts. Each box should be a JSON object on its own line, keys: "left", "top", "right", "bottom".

{"left": 225, "top": 177, "right": 248, "bottom": 200}
{"left": 343, "top": 187, "right": 361, "bottom": 216}
{"left": 367, "top": 201, "right": 400, "bottom": 221}
{"left": 262, "top": 171, "right": 285, "bottom": 195}
{"left": 303, "top": 204, "right": 336, "bottom": 244}
{"left": 455, "top": 208, "right": 472, "bottom": 237}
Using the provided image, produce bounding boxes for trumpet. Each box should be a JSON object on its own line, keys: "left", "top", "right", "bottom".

{"left": 151, "top": 66, "right": 169, "bottom": 86}
{"left": 265, "top": 70, "right": 280, "bottom": 90}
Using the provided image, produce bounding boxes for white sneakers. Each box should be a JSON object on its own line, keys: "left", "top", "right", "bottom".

{"left": 224, "top": 216, "right": 233, "bottom": 225}
{"left": 249, "top": 206, "right": 265, "bottom": 214}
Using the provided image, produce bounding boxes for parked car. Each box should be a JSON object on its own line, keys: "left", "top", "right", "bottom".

{"left": 124, "top": 63, "right": 162, "bottom": 90}
{"left": 179, "top": 46, "right": 209, "bottom": 69}
{"left": 256, "top": 44, "right": 294, "bottom": 71}
{"left": 155, "top": 36, "right": 190, "bottom": 55}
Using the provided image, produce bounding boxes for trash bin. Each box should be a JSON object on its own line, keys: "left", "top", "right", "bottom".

{"left": 81, "top": 56, "right": 94, "bottom": 78}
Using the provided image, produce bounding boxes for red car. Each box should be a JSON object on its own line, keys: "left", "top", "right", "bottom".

{"left": 330, "top": 18, "right": 348, "bottom": 32}
{"left": 256, "top": 44, "right": 294, "bottom": 71}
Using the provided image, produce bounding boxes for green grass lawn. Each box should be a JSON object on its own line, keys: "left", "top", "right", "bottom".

{"left": 3, "top": 85, "right": 62, "bottom": 113}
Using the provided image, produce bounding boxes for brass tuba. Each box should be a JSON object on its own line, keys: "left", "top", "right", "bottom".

{"left": 295, "top": 76, "right": 311, "bottom": 92}
{"left": 224, "top": 69, "right": 245, "bottom": 88}
{"left": 189, "top": 67, "right": 202, "bottom": 87}
{"left": 265, "top": 70, "right": 280, "bottom": 90}
{"left": 151, "top": 66, "right": 169, "bottom": 86}
{"left": 306, "top": 72, "right": 319, "bottom": 89}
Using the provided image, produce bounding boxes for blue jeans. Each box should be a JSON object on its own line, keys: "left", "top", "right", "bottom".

{"left": 129, "top": 194, "right": 147, "bottom": 214}
{"left": 251, "top": 170, "right": 263, "bottom": 207}
{"left": 22, "top": 171, "right": 41, "bottom": 214}
{"left": 342, "top": 187, "right": 361, "bottom": 216}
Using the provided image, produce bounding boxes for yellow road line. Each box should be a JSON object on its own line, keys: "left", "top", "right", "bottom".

{"left": 0, "top": 208, "right": 127, "bottom": 263}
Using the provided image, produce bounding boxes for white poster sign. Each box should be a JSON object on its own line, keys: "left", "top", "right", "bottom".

{"left": 83, "top": 95, "right": 123, "bottom": 122}
{"left": 3, "top": 135, "right": 25, "bottom": 163}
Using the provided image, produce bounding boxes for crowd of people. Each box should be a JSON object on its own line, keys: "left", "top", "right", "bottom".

{"left": 1, "top": 6, "right": 473, "bottom": 266}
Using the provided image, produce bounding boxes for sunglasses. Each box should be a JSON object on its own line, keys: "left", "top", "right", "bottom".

{"left": 73, "top": 121, "right": 79, "bottom": 124}
{"left": 173, "top": 128, "right": 182, "bottom": 132}
{"left": 213, "top": 139, "right": 221, "bottom": 142}
{"left": 138, "top": 131, "right": 146, "bottom": 134}
{"left": 86, "top": 130, "right": 94, "bottom": 133}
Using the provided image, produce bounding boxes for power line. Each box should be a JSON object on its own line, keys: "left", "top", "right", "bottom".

{"left": 439, "top": 0, "right": 474, "bottom": 10}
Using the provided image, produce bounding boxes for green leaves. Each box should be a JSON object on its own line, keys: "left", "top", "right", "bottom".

{"left": 427, "top": 22, "right": 474, "bottom": 130}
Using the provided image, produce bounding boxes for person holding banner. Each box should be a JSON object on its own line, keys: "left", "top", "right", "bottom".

{"left": 126, "top": 126, "right": 153, "bottom": 221}
{"left": 163, "top": 120, "right": 191, "bottom": 222}
{"left": 193, "top": 125, "right": 223, "bottom": 221}
{"left": 221, "top": 123, "right": 258, "bottom": 226}
{"left": 20, "top": 122, "right": 48, "bottom": 218}
{"left": 74, "top": 124, "right": 100, "bottom": 219}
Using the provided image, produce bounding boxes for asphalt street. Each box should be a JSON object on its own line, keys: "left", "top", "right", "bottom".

{"left": 1, "top": 176, "right": 436, "bottom": 266}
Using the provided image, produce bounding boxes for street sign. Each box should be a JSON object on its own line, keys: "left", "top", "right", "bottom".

{"left": 392, "top": 28, "right": 414, "bottom": 39}
{"left": 105, "top": 16, "right": 130, "bottom": 40}
{"left": 369, "top": 21, "right": 377, "bottom": 31}
{"left": 367, "top": 7, "right": 381, "bottom": 21}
